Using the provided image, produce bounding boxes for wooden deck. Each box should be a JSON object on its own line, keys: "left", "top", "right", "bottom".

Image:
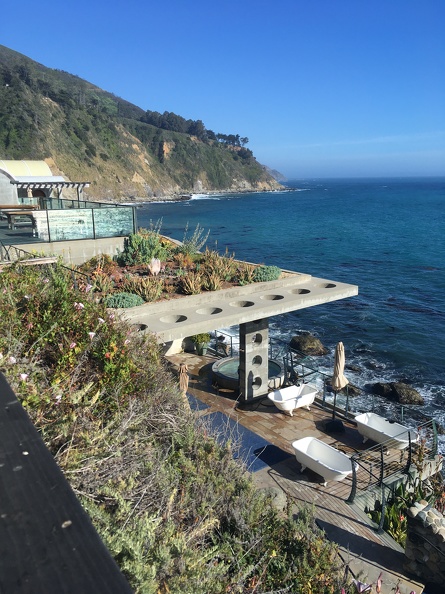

{"left": 167, "top": 351, "right": 425, "bottom": 594}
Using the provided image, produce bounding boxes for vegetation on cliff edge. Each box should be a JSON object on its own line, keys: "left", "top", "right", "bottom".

{"left": 0, "top": 261, "right": 344, "bottom": 593}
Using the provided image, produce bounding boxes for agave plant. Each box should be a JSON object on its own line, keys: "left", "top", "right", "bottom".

{"left": 180, "top": 271, "right": 203, "bottom": 295}
{"left": 122, "top": 275, "right": 164, "bottom": 302}
{"left": 236, "top": 262, "right": 256, "bottom": 285}
{"left": 202, "top": 271, "right": 222, "bottom": 291}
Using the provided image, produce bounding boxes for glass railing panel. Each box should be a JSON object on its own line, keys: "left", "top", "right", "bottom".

{"left": 93, "top": 207, "right": 134, "bottom": 238}
{"left": 34, "top": 210, "right": 94, "bottom": 241}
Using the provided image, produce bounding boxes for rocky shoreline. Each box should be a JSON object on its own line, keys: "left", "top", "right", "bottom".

{"left": 120, "top": 185, "right": 295, "bottom": 205}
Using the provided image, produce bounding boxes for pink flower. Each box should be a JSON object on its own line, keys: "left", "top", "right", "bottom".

{"left": 19, "top": 373, "right": 28, "bottom": 381}
{"left": 74, "top": 302, "right": 85, "bottom": 310}
{"left": 8, "top": 356, "right": 16, "bottom": 364}
{"left": 88, "top": 332, "right": 96, "bottom": 340}
{"left": 98, "top": 317, "right": 105, "bottom": 324}
{"left": 43, "top": 278, "right": 49, "bottom": 284}
{"left": 69, "top": 342, "right": 77, "bottom": 349}
{"left": 124, "top": 339, "right": 130, "bottom": 345}
{"left": 108, "top": 313, "right": 115, "bottom": 320}
{"left": 55, "top": 394, "right": 62, "bottom": 405}
{"left": 26, "top": 322, "right": 33, "bottom": 330}
{"left": 85, "top": 284, "right": 93, "bottom": 293}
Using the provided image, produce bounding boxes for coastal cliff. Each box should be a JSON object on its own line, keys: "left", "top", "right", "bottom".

{"left": 0, "top": 45, "right": 283, "bottom": 201}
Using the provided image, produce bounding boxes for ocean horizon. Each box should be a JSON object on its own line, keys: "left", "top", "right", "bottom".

{"left": 137, "top": 177, "right": 445, "bottom": 442}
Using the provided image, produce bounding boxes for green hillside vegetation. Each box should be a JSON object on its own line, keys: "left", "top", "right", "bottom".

{"left": 0, "top": 261, "right": 345, "bottom": 593}
{"left": 0, "top": 45, "right": 282, "bottom": 200}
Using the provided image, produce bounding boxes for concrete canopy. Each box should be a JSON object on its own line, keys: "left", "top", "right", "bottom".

{"left": 121, "top": 269, "right": 358, "bottom": 403}
{"left": 121, "top": 270, "right": 358, "bottom": 344}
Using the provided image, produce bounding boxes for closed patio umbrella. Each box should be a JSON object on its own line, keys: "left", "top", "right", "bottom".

{"left": 326, "top": 342, "right": 348, "bottom": 433}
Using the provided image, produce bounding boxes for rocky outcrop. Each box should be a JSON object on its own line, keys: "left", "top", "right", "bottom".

{"left": 371, "top": 382, "right": 424, "bottom": 405}
{"left": 405, "top": 499, "right": 445, "bottom": 593}
{"left": 289, "top": 333, "right": 328, "bottom": 356}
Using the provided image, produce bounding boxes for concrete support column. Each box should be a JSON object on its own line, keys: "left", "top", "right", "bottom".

{"left": 239, "top": 318, "right": 269, "bottom": 402}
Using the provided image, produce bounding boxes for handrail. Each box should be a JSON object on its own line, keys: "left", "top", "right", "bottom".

{"left": 0, "top": 372, "right": 133, "bottom": 592}
{"left": 346, "top": 419, "right": 440, "bottom": 535}
{"left": 0, "top": 242, "right": 91, "bottom": 288}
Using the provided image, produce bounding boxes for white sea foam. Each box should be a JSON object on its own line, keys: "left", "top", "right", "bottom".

{"left": 190, "top": 193, "right": 222, "bottom": 200}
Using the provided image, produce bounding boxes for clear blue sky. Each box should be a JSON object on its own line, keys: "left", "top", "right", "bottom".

{"left": 2, "top": 0, "right": 445, "bottom": 178}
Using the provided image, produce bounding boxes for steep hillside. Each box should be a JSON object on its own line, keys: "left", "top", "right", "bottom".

{"left": 0, "top": 45, "right": 282, "bottom": 200}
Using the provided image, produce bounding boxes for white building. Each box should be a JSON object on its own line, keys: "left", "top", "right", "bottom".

{"left": 0, "top": 160, "right": 88, "bottom": 205}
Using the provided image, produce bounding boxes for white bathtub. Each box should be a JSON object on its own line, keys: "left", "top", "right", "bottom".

{"left": 355, "top": 412, "right": 418, "bottom": 450}
{"left": 291, "top": 436, "right": 354, "bottom": 486}
{"left": 267, "top": 383, "right": 317, "bottom": 416}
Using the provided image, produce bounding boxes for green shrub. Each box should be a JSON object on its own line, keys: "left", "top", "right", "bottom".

{"left": 253, "top": 265, "right": 282, "bottom": 282}
{"left": 116, "top": 231, "right": 170, "bottom": 266}
{"left": 105, "top": 292, "right": 145, "bottom": 308}
{"left": 191, "top": 333, "right": 211, "bottom": 345}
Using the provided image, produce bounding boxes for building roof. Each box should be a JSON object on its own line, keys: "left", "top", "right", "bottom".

{"left": 0, "top": 160, "right": 54, "bottom": 178}
{"left": 11, "top": 175, "right": 66, "bottom": 183}
{"left": 0, "top": 162, "right": 90, "bottom": 189}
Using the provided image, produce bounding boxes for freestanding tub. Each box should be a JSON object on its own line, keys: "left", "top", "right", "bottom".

{"left": 292, "top": 437, "right": 354, "bottom": 486}
{"left": 354, "top": 412, "right": 418, "bottom": 450}
{"left": 267, "top": 383, "right": 317, "bottom": 416}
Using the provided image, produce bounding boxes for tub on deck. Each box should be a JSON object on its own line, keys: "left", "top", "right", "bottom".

{"left": 291, "top": 436, "right": 354, "bottom": 486}
{"left": 267, "top": 383, "right": 317, "bottom": 416}
{"left": 354, "top": 412, "right": 418, "bottom": 450}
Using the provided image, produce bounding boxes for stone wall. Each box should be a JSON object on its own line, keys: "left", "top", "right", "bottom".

{"left": 404, "top": 500, "right": 445, "bottom": 593}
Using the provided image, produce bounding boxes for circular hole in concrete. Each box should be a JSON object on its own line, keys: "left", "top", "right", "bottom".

{"left": 252, "top": 355, "right": 263, "bottom": 366}
{"left": 159, "top": 314, "right": 187, "bottom": 323}
{"left": 290, "top": 288, "right": 311, "bottom": 295}
{"left": 322, "top": 283, "right": 336, "bottom": 288}
{"left": 260, "top": 294, "right": 284, "bottom": 301}
{"left": 252, "top": 333, "right": 263, "bottom": 344}
{"left": 196, "top": 307, "right": 223, "bottom": 315}
{"left": 252, "top": 376, "right": 263, "bottom": 390}
{"left": 229, "top": 300, "right": 254, "bottom": 308}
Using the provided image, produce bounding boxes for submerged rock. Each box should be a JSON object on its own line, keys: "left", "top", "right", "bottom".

{"left": 289, "top": 333, "right": 328, "bottom": 356}
{"left": 371, "top": 381, "right": 424, "bottom": 405}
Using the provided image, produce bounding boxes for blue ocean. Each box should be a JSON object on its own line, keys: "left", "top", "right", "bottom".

{"left": 136, "top": 178, "right": 445, "bottom": 432}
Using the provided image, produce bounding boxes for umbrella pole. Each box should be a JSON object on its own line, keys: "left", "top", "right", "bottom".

{"left": 326, "top": 389, "right": 345, "bottom": 433}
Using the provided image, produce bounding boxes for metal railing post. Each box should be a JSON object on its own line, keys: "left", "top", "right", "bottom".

{"left": 347, "top": 455, "right": 358, "bottom": 503}
{"left": 377, "top": 483, "right": 386, "bottom": 534}
{"left": 431, "top": 419, "right": 438, "bottom": 458}
{"left": 378, "top": 446, "right": 385, "bottom": 486}
{"left": 404, "top": 431, "right": 413, "bottom": 474}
